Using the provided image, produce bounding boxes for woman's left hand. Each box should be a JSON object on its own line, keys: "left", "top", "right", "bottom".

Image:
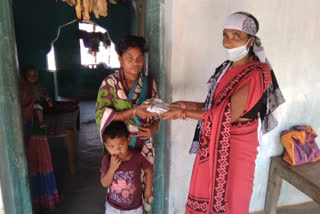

{"left": 160, "top": 107, "right": 182, "bottom": 120}
{"left": 135, "top": 104, "right": 158, "bottom": 120}
{"left": 138, "top": 123, "right": 157, "bottom": 139}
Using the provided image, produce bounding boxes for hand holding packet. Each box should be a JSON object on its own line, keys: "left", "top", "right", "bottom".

{"left": 144, "top": 98, "right": 181, "bottom": 114}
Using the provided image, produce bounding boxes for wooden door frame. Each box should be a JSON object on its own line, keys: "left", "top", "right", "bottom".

{"left": 0, "top": 0, "right": 33, "bottom": 213}
{"left": 0, "top": 1, "right": 168, "bottom": 214}
{"left": 144, "top": 0, "right": 169, "bottom": 213}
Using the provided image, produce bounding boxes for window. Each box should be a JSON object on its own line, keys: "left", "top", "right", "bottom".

{"left": 78, "top": 22, "right": 120, "bottom": 69}
{"left": 46, "top": 45, "right": 57, "bottom": 72}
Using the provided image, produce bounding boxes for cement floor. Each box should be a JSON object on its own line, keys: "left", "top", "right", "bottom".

{"left": 44, "top": 100, "right": 105, "bottom": 214}
{"left": 43, "top": 101, "right": 320, "bottom": 214}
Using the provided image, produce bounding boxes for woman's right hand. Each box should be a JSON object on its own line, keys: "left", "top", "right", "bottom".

{"left": 171, "top": 101, "right": 187, "bottom": 109}
{"left": 172, "top": 101, "right": 204, "bottom": 111}
{"left": 109, "top": 155, "right": 122, "bottom": 172}
{"left": 160, "top": 107, "right": 182, "bottom": 120}
{"left": 135, "top": 104, "right": 157, "bottom": 120}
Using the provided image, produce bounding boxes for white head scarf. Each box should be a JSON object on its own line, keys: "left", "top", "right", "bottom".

{"left": 223, "top": 12, "right": 266, "bottom": 63}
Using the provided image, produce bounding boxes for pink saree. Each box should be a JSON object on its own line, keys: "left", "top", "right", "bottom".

{"left": 186, "top": 62, "right": 272, "bottom": 214}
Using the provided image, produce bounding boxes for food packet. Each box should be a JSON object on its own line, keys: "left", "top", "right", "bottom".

{"left": 144, "top": 98, "right": 180, "bottom": 114}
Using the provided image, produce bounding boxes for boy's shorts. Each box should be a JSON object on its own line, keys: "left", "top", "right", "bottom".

{"left": 105, "top": 201, "right": 143, "bottom": 214}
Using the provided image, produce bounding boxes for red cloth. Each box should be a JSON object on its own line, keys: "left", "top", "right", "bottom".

{"left": 28, "top": 135, "right": 54, "bottom": 175}
{"left": 100, "top": 151, "right": 152, "bottom": 210}
{"left": 28, "top": 119, "right": 59, "bottom": 213}
{"left": 186, "top": 62, "right": 272, "bottom": 214}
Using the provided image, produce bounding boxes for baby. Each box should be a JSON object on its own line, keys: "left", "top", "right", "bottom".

{"left": 100, "top": 121, "right": 153, "bottom": 214}
{"left": 23, "top": 66, "right": 53, "bottom": 128}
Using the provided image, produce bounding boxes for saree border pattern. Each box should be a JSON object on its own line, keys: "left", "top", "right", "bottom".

{"left": 186, "top": 63, "right": 270, "bottom": 214}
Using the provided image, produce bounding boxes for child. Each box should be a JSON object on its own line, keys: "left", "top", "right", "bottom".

{"left": 100, "top": 121, "right": 153, "bottom": 214}
{"left": 23, "top": 66, "right": 53, "bottom": 128}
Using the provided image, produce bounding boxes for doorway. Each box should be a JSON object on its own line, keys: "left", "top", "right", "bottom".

{"left": 0, "top": 0, "right": 168, "bottom": 213}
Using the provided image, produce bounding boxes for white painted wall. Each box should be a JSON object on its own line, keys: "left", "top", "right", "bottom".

{"left": 164, "top": 0, "right": 320, "bottom": 213}
{"left": 0, "top": 186, "right": 4, "bottom": 214}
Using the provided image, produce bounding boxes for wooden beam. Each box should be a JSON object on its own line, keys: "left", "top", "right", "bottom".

{"left": 0, "top": 0, "right": 33, "bottom": 213}
{"left": 273, "top": 157, "right": 320, "bottom": 204}
{"left": 264, "top": 156, "right": 320, "bottom": 214}
{"left": 133, "top": 0, "right": 145, "bottom": 36}
{"left": 264, "top": 159, "right": 283, "bottom": 214}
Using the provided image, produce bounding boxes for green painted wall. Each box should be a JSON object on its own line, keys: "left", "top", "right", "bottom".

{"left": 13, "top": 0, "right": 137, "bottom": 99}
{"left": 145, "top": 0, "right": 169, "bottom": 213}
{"left": 0, "top": 1, "right": 33, "bottom": 214}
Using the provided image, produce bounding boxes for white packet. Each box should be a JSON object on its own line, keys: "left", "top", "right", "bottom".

{"left": 144, "top": 98, "right": 170, "bottom": 114}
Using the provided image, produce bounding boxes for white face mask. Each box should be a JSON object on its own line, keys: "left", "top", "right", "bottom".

{"left": 223, "top": 39, "right": 251, "bottom": 62}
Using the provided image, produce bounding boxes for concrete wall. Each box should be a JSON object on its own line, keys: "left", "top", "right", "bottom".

{"left": 0, "top": 186, "right": 3, "bottom": 214}
{"left": 164, "top": 0, "right": 320, "bottom": 213}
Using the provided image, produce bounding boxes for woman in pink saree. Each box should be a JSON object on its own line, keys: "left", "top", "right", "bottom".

{"left": 161, "top": 12, "right": 285, "bottom": 214}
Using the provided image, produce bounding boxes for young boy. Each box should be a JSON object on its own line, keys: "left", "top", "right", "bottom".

{"left": 100, "top": 121, "right": 153, "bottom": 214}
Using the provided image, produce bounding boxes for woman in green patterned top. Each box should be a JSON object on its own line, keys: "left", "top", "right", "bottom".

{"left": 95, "top": 35, "right": 159, "bottom": 213}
